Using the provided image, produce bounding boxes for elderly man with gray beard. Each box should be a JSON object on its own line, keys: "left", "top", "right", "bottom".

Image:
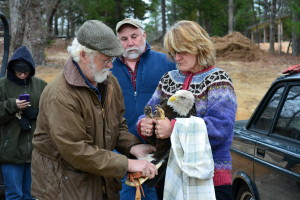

{"left": 111, "top": 18, "right": 176, "bottom": 200}
{"left": 31, "top": 20, "right": 158, "bottom": 200}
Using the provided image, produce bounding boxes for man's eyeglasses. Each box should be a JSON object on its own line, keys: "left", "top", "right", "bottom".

{"left": 15, "top": 71, "right": 31, "bottom": 76}
{"left": 94, "top": 56, "right": 115, "bottom": 66}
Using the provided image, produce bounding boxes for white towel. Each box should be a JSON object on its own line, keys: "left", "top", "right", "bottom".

{"left": 163, "top": 116, "right": 216, "bottom": 200}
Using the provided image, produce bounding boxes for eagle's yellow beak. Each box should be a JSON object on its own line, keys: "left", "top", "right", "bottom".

{"left": 169, "top": 95, "right": 177, "bottom": 102}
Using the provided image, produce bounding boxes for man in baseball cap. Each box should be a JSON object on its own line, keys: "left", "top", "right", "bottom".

{"left": 112, "top": 18, "right": 176, "bottom": 200}
{"left": 31, "top": 20, "right": 158, "bottom": 200}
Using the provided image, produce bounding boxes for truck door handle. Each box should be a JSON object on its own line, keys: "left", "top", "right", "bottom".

{"left": 257, "top": 148, "right": 265, "bottom": 158}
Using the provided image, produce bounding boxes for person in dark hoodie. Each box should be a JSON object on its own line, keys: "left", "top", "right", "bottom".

{"left": 0, "top": 46, "right": 47, "bottom": 200}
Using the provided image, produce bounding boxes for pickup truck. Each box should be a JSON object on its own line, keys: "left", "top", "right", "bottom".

{"left": 231, "top": 65, "right": 300, "bottom": 200}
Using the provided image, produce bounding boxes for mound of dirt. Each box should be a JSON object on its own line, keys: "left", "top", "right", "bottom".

{"left": 212, "top": 32, "right": 266, "bottom": 62}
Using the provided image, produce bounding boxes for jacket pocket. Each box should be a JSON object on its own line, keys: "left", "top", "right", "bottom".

{"left": 61, "top": 168, "right": 102, "bottom": 199}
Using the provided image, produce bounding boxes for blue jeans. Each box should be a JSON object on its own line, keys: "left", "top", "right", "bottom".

{"left": 1, "top": 163, "right": 34, "bottom": 200}
{"left": 120, "top": 174, "right": 157, "bottom": 200}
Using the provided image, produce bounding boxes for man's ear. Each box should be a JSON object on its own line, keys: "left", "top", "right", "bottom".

{"left": 79, "top": 50, "right": 88, "bottom": 63}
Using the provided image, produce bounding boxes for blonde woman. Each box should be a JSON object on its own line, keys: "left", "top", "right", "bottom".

{"left": 138, "top": 20, "right": 237, "bottom": 199}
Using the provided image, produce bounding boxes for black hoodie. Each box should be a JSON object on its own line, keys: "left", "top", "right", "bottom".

{"left": 0, "top": 46, "right": 47, "bottom": 164}
{"left": 7, "top": 46, "right": 36, "bottom": 85}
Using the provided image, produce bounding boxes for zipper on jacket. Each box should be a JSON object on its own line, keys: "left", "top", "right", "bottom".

{"left": 3, "top": 129, "right": 11, "bottom": 150}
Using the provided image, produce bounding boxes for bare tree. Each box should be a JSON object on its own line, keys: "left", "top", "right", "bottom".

{"left": 228, "top": 0, "right": 234, "bottom": 34}
{"left": 269, "top": 0, "right": 276, "bottom": 53}
{"left": 23, "top": 0, "right": 45, "bottom": 65}
{"left": 9, "top": 0, "right": 46, "bottom": 65}
{"left": 170, "top": 0, "right": 177, "bottom": 26}
{"left": 42, "top": 0, "right": 62, "bottom": 39}
{"left": 263, "top": 0, "right": 269, "bottom": 20}
{"left": 54, "top": 14, "right": 59, "bottom": 36}
{"left": 291, "top": 0, "right": 300, "bottom": 56}
{"left": 9, "top": 0, "right": 27, "bottom": 52}
{"left": 115, "top": 0, "right": 123, "bottom": 22}
{"left": 161, "top": 0, "right": 166, "bottom": 36}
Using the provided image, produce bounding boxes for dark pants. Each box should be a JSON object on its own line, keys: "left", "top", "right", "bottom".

{"left": 155, "top": 178, "right": 165, "bottom": 200}
{"left": 215, "top": 185, "right": 233, "bottom": 200}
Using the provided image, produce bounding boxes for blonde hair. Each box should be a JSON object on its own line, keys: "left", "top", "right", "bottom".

{"left": 164, "top": 20, "right": 216, "bottom": 68}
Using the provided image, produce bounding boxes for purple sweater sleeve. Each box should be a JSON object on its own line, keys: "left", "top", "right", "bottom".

{"left": 202, "top": 83, "right": 237, "bottom": 150}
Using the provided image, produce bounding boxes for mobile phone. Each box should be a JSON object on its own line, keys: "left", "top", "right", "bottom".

{"left": 19, "top": 94, "right": 30, "bottom": 102}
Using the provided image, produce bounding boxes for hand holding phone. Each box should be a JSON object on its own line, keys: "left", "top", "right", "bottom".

{"left": 19, "top": 94, "right": 30, "bottom": 102}
{"left": 16, "top": 94, "right": 31, "bottom": 110}
{"left": 17, "top": 94, "right": 31, "bottom": 110}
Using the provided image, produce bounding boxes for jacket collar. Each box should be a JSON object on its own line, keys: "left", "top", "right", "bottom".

{"left": 64, "top": 57, "right": 88, "bottom": 87}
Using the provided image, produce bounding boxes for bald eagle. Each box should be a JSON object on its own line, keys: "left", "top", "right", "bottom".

{"left": 144, "top": 90, "right": 196, "bottom": 188}
{"left": 145, "top": 90, "right": 196, "bottom": 160}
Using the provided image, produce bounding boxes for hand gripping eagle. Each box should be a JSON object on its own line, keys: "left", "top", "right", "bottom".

{"left": 143, "top": 90, "right": 196, "bottom": 188}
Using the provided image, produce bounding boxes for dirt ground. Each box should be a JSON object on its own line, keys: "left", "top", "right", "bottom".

{"left": 11, "top": 33, "right": 300, "bottom": 120}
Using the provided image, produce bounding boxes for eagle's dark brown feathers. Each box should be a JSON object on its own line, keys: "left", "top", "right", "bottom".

{"left": 145, "top": 90, "right": 196, "bottom": 160}
{"left": 143, "top": 90, "right": 196, "bottom": 188}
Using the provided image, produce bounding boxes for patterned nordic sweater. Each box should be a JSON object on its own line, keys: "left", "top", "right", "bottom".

{"left": 142, "top": 66, "right": 237, "bottom": 186}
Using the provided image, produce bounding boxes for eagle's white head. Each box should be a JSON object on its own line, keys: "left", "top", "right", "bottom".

{"left": 167, "top": 90, "right": 195, "bottom": 116}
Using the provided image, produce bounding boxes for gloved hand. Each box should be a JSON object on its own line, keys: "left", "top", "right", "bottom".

{"left": 23, "top": 107, "right": 39, "bottom": 120}
{"left": 17, "top": 116, "right": 31, "bottom": 131}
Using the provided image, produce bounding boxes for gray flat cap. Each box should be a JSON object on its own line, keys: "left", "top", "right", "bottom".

{"left": 116, "top": 18, "right": 143, "bottom": 32}
{"left": 77, "top": 20, "right": 124, "bottom": 57}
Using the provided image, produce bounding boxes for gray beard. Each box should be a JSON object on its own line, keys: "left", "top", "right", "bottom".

{"left": 88, "top": 61, "right": 110, "bottom": 83}
{"left": 94, "top": 68, "right": 110, "bottom": 83}
{"left": 125, "top": 52, "right": 140, "bottom": 59}
{"left": 123, "top": 44, "right": 145, "bottom": 60}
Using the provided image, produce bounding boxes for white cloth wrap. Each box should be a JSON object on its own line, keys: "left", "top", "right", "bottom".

{"left": 163, "top": 116, "right": 216, "bottom": 200}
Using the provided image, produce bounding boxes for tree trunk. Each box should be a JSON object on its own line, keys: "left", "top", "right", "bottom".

{"left": 54, "top": 14, "right": 59, "bottom": 36}
{"left": 170, "top": 0, "right": 177, "bottom": 26}
{"left": 269, "top": 0, "right": 276, "bottom": 53}
{"left": 23, "top": 0, "right": 45, "bottom": 65}
{"left": 66, "top": 1, "right": 74, "bottom": 39}
{"left": 60, "top": 15, "right": 65, "bottom": 36}
{"left": 291, "top": 0, "right": 300, "bottom": 56}
{"left": 45, "top": 0, "right": 61, "bottom": 39}
{"left": 9, "top": 0, "right": 27, "bottom": 53}
{"left": 161, "top": 0, "right": 166, "bottom": 37}
{"left": 263, "top": 0, "right": 269, "bottom": 20}
{"left": 115, "top": 0, "right": 123, "bottom": 22}
{"left": 9, "top": 0, "right": 45, "bottom": 65}
{"left": 228, "top": 0, "right": 234, "bottom": 34}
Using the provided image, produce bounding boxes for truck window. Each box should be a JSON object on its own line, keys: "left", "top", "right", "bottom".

{"left": 252, "top": 86, "right": 284, "bottom": 132}
{"left": 273, "top": 86, "right": 300, "bottom": 141}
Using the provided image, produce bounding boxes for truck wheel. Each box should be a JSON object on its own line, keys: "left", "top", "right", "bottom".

{"left": 236, "top": 184, "right": 255, "bottom": 200}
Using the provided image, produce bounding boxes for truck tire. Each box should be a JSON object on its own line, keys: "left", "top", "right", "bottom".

{"left": 236, "top": 184, "right": 255, "bottom": 200}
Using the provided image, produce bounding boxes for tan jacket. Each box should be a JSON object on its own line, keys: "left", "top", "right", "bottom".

{"left": 31, "top": 58, "right": 141, "bottom": 200}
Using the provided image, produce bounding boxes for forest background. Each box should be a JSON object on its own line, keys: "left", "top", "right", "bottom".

{"left": 0, "top": 0, "right": 300, "bottom": 120}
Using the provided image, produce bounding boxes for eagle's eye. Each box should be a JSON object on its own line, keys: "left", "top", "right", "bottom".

{"left": 180, "top": 96, "right": 186, "bottom": 100}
